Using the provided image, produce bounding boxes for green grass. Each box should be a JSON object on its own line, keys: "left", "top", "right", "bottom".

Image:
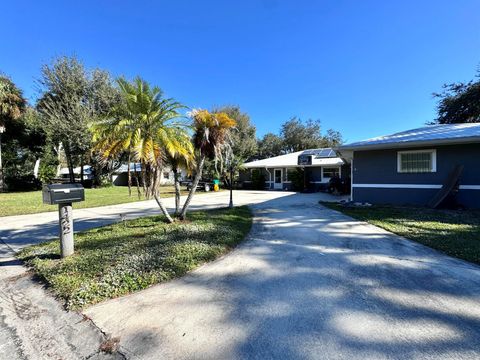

{"left": 322, "top": 203, "right": 480, "bottom": 265}
{"left": 19, "top": 206, "right": 252, "bottom": 309}
{"left": 0, "top": 186, "right": 189, "bottom": 217}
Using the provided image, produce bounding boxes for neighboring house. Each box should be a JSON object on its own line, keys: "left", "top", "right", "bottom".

{"left": 112, "top": 163, "right": 188, "bottom": 186}
{"left": 59, "top": 165, "right": 94, "bottom": 181}
{"left": 336, "top": 123, "right": 480, "bottom": 208}
{"left": 240, "top": 148, "right": 348, "bottom": 191}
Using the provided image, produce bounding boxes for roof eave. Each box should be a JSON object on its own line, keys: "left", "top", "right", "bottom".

{"left": 337, "top": 136, "right": 480, "bottom": 152}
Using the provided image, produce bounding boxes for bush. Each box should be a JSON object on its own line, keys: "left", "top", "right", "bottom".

{"left": 5, "top": 174, "right": 42, "bottom": 191}
{"left": 289, "top": 168, "right": 305, "bottom": 191}
{"left": 251, "top": 169, "right": 266, "bottom": 190}
{"left": 38, "top": 148, "right": 59, "bottom": 184}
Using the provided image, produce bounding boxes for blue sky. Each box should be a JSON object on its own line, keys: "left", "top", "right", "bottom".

{"left": 1, "top": 1, "right": 479, "bottom": 143}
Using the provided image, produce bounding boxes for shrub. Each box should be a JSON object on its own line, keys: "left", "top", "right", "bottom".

{"left": 289, "top": 168, "right": 305, "bottom": 191}
{"left": 251, "top": 169, "right": 266, "bottom": 190}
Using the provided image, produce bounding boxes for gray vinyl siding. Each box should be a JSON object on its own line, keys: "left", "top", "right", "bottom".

{"left": 352, "top": 143, "right": 480, "bottom": 208}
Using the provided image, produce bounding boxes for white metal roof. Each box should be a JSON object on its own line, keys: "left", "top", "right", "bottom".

{"left": 339, "top": 123, "right": 480, "bottom": 151}
{"left": 243, "top": 149, "right": 344, "bottom": 168}
{"left": 114, "top": 163, "right": 142, "bottom": 174}
{"left": 59, "top": 165, "right": 93, "bottom": 175}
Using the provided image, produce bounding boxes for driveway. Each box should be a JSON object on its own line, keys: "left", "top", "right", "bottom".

{"left": 0, "top": 190, "right": 317, "bottom": 359}
{"left": 84, "top": 193, "right": 480, "bottom": 360}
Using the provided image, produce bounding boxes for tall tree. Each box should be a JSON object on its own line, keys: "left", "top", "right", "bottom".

{"left": 179, "top": 110, "right": 236, "bottom": 220}
{"left": 433, "top": 71, "right": 480, "bottom": 124}
{"left": 37, "top": 56, "right": 119, "bottom": 183}
{"left": 215, "top": 106, "right": 257, "bottom": 160}
{"left": 92, "top": 77, "right": 188, "bottom": 223}
{"left": 281, "top": 118, "right": 330, "bottom": 152}
{"left": 208, "top": 105, "right": 257, "bottom": 185}
{"left": 257, "top": 133, "right": 284, "bottom": 158}
{"left": 257, "top": 118, "right": 342, "bottom": 159}
{"left": 0, "top": 75, "right": 27, "bottom": 191}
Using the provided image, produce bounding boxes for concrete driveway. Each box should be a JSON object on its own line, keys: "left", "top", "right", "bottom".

{"left": 0, "top": 190, "right": 322, "bottom": 359}
{"left": 85, "top": 192, "right": 480, "bottom": 360}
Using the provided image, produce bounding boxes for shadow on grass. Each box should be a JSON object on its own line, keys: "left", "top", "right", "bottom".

{"left": 17, "top": 206, "right": 253, "bottom": 310}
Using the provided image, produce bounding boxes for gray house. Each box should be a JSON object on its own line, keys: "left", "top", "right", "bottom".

{"left": 241, "top": 148, "right": 348, "bottom": 191}
{"left": 336, "top": 123, "right": 480, "bottom": 208}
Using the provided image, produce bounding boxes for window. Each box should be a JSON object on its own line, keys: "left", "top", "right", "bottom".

{"left": 397, "top": 150, "right": 436, "bottom": 173}
{"left": 286, "top": 168, "right": 296, "bottom": 182}
{"left": 322, "top": 167, "right": 340, "bottom": 179}
{"left": 163, "top": 172, "right": 170, "bottom": 179}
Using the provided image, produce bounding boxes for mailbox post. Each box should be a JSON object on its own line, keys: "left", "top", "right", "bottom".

{"left": 42, "top": 184, "right": 85, "bottom": 258}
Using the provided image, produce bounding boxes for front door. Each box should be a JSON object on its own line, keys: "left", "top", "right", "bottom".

{"left": 274, "top": 168, "right": 283, "bottom": 190}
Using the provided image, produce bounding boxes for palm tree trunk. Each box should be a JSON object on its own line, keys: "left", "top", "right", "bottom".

{"left": 154, "top": 194, "right": 174, "bottom": 223}
{"left": 127, "top": 153, "right": 132, "bottom": 197}
{"left": 141, "top": 163, "right": 149, "bottom": 198}
{"left": 173, "top": 166, "right": 181, "bottom": 216}
{"left": 133, "top": 165, "right": 142, "bottom": 199}
{"left": 179, "top": 155, "right": 206, "bottom": 220}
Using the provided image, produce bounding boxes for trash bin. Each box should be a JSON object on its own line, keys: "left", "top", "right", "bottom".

{"left": 213, "top": 179, "right": 220, "bottom": 192}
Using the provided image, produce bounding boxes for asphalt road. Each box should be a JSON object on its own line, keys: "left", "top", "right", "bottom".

{"left": 85, "top": 193, "right": 480, "bottom": 360}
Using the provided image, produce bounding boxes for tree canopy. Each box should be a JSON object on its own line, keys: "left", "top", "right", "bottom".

{"left": 433, "top": 71, "right": 480, "bottom": 124}
{"left": 257, "top": 118, "right": 343, "bottom": 159}
{"left": 36, "top": 56, "right": 119, "bottom": 182}
{"left": 216, "top": 105, "right": 257, "bottom": 161}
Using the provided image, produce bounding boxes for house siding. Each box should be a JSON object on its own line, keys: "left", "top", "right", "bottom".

{"left": 352, "top": 143, "right": 480, "bottom": 208}
{"left": 240, "top": 164, "right": 348, "bottom": 191}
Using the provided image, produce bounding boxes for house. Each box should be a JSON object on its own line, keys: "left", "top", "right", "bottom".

{"left": 240, "top": 148, "right": 348, "bottom": 191}
{"left": 112, "top": 163, "right": 188, "bottom": 186}
{"left": 336, "top": 123, "right": 480, "bottom": 208}
{"left": 59, "top": 165, "right": 94, "bottom": 181}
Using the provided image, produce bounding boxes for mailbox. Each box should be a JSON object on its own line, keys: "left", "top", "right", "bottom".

{"left": 42, "top": 183, "right": 85, "bottom": 205}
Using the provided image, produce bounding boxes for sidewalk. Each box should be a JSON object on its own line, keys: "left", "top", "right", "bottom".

{"left": 0, "top": 190, "right": 297, "bottom": 258}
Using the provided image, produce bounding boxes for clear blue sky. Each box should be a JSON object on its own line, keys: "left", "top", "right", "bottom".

{"left": 1, "top": 0, "right": 479, "bottom": 143}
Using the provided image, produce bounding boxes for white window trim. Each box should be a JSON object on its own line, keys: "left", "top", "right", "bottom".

{"left": 397, "top": 149, "right": 437, "bottom": 173}
{"left": 321, "top": 166, "right": 341, "bottom": 183}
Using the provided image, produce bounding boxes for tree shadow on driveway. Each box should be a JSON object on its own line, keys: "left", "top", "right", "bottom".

{"left": 84, "top": 193, "right": 480, "bottom": 359}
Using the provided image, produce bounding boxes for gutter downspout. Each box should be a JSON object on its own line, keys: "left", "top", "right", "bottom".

{"left": 265, "top": 167, "right": 272, "bottom": 190}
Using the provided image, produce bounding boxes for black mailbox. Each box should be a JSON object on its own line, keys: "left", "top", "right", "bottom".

{"left": 42, "top": 183, "right": 85, "bottom": 205}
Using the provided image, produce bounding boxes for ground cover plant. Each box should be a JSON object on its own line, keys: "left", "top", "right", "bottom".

{"left": 19, "top": 206, "right": 252, "bottom": 309}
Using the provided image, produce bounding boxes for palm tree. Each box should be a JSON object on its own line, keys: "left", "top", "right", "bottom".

{"left": 92, "top": 77, "right": 188, "bottom": 223}
{"left": 164, "top": 128, "right": 195, "bottom": 216}
{"left": 0, "top": 75, "right": 26, "bottom": 192}
{"left": 179, "top": 110, "right": 236, "bottom": 220}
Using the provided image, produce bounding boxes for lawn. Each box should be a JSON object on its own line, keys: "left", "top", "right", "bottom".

{"left": 322, "top": 203, "right": 480, "bottom": 265}
{"left": 0, "top": 185, "right": 189, "bottom": 217}
{"left": 19, "top": 206, "right": 252, "bottom": 309}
